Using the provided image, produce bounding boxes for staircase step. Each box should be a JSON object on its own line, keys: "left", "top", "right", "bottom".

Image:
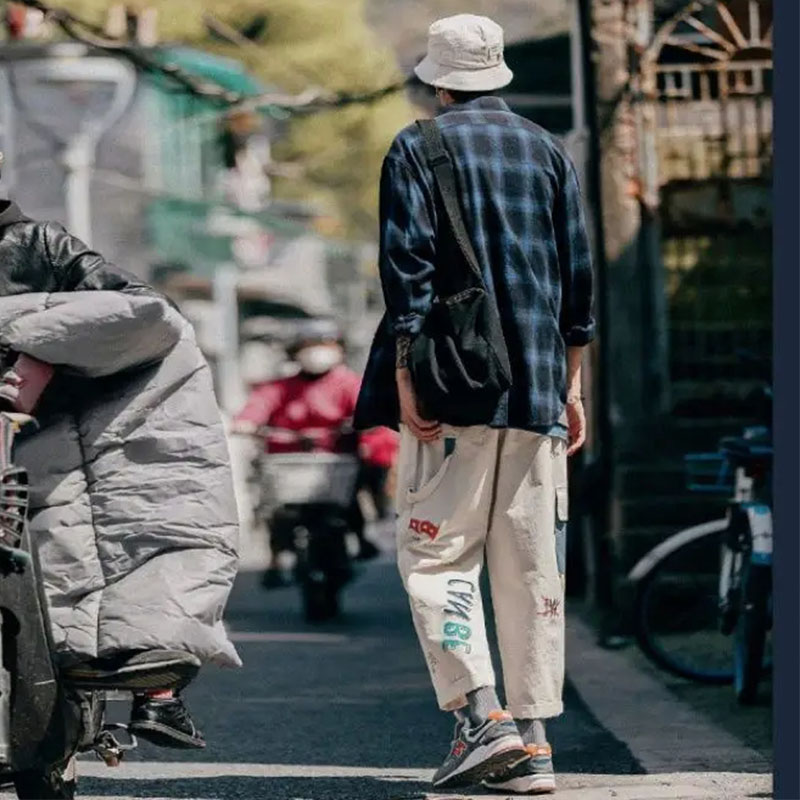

{"left": 617, "top": 462, "right": 687, "bottom": 497}
{"left": 670, "top": 378, "right": 766, "bottom": 401}
{"left": 649, "top": 417, "right": 754, "bottom": 455}
{"left": 618, "top": 494, "right": 727, "bottom": 529}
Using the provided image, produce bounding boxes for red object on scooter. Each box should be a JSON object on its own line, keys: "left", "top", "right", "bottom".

{"left": 359, "top": 426, "right": 399, "bottom": 469}
{"left": 0, "top": 355, "right": 54, "bottom": 414}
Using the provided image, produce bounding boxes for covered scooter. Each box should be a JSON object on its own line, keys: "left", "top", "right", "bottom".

{"left": 0, "top": 412, "right": 198, "bottom": 798}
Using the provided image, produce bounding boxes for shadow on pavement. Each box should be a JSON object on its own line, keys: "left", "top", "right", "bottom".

{"left": 125, "top": 564, "right": 641, "bottom": 777}
{"left": 80, "top": 776, "right": 430, "bottom": 799}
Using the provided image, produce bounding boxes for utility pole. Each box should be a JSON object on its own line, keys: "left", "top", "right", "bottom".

{"left": 577, "top": 0, "right": 636, "bottom": 638}
{"left": 588, "top": 0, "right": 668, "bottom": 432}
{"left": 579, "top": 0, "right": 662, "bottom": 640}
{"left": 62, "top": 133, "right": 94, "bottom": 245}
{"left": 590, "top": 0, "right": 651, "bottom": 454}
{"left": 632, "top": 0, "right": 670, "bottom": 418}
{"left": 212, "top": 264, "right": 244, "bottom": 415}
{"left": 582, "top": 0, "right": 671, "bottom": 639}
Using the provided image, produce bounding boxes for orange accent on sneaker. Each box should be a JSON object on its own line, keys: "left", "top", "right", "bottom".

{"left": 487, "top": 710, "right": 514, "bottom": 722}
{"left": 524, "top": 743, "right": 553, "bottom": 758}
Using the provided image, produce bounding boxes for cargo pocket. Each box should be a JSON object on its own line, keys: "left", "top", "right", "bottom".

{"left": 406, "top": 436, "right": 457, "bottom": 505}
{"left": 555, "top": 485, "right": 569, "bottom": 575}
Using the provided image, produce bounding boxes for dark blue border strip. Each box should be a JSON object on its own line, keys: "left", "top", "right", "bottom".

{"left": 773, "top": 1, "right": 799, "bottom": 797}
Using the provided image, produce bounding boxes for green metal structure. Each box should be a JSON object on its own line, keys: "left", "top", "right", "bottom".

{"left": 140, "top": 46, "right": 304, "bottom": 277}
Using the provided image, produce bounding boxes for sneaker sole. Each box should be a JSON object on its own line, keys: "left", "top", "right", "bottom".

{"left": 432, "top": 735, "right": 528, "bottom": 789}
{"left": 484, "top": 774, "right": 557, "bottom": 794}
{"left": 63, "top": 659, "right": 199, "bottom": 690}
{"left": 128, "top": 720, "right": 206, "bottom": 750}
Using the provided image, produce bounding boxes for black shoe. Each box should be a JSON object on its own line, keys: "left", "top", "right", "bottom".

{"left": 355, "top": 538, "right": 380, "bottom": 561}
{"left": 261, "top": 567, "right": 294, "bottom": 589}
{"left": 129, "top": 695, "right": 206, "bottom": 750}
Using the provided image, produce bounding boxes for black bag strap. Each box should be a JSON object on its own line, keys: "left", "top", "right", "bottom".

{"left": 416, "top": 119, "right": 485, "bottom": 288}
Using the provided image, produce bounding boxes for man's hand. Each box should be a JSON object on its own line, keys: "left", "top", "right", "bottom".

{"left": 0, "top": 368, "right": 22, "bottom": 411}
{"left": 396, "top": 368, "right": 441, "bottom": 442}
{"left": 0, "top": 356, "right": 53, "bottom": 413}
{"left": 565, "top": 346, "right": 587, "bottom": 456}
{"left": 566, "top": 397, "right": 586, "bottom": 456}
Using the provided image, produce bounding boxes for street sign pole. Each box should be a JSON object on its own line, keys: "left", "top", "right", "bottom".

{"left": 62, "top": 133, "right": 94, "bottom": 244}
{"left": 213, "top": 263, "right": 243, "bottom": 415}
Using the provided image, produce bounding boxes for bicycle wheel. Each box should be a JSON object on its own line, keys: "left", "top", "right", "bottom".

{"left": 634, "top": 523, "right": 734, "bottom": 684}
{"left": 734, "top": 562, "right": 771, "bottom": 704}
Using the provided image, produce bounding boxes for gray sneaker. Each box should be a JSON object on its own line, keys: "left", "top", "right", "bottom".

{"left": 432, "top": 710, "right": 527, "bottom": 789}
{"left": 483, "top": 743, "right": 556, "bottom": 794}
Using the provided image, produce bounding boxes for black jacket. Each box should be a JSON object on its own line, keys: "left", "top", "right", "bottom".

{"left": 0, "top": 201, "right": 167, "bottom": 407}
{"left": 0, "top": 200, "right": 149, "bottom": 296}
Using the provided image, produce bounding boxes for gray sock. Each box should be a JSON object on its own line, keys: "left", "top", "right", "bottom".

{"left": 517, "top": 718, "right": 547, "bottom": 746}
{"left": 464, "top": 685, "right": 502, "bottom": 727}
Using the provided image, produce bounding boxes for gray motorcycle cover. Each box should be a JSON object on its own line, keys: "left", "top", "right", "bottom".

{"left": 0, "top": 291, "right": 241, "bottom": 668}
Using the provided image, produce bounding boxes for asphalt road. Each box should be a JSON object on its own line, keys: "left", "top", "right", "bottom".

{"left": 2, "top": 530, "right": 771, "bottom": 799}
{"left": 72, "top": 551, "right": 643, "bottom": 800}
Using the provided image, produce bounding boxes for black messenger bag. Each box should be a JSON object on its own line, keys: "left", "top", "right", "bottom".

{"left": 409, "top": 119, "right": 512, "bottom": 425}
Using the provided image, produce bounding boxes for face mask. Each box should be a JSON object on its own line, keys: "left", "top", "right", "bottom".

{"left": 296, "top": 345, "right": 342, "bottom": 375}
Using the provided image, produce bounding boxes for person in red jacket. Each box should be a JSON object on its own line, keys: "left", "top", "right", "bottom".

{"left": 357, "top": 426, "right": 398, "bottom": 521}
{"left": 232, "top": 318, "right": 396, "bottom": 586}
{"left": 234, "top": 320, "right": 360, "bottom": 451}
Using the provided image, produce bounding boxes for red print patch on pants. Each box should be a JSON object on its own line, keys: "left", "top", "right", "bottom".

{"left": 409, "top": 518, "right": 440, "bottom": 541}
{"left": 537, "top": 597, "right": 561, "bottom": 619}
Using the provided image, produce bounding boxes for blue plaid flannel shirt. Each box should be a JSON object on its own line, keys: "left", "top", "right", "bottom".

{"left": 363, "top": 96, "right": 595, "bottom": 432}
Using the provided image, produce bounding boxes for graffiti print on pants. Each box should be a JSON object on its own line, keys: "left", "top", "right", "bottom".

{"left": 442, "top": 578, "right": 475, "bottom": 654}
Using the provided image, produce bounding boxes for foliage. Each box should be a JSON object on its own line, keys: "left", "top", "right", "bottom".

{"left": 64, "top": 0, "right": 417, "bottom": 238}
{"left": 365, "top": 0, "right": 568, "bottom": 66}
{"left": 665, "top": 233, "right": 772, "bottom": 323}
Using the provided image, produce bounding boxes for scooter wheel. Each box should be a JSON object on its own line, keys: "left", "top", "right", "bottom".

{"left": 303, "top": 580, "right": 339, "bottom": 623}
{"left": 13, "top": 770, "right": 75, "bottom": 799}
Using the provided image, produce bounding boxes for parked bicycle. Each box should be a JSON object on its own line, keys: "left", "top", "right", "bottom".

{"left": 629, "top": 416, "right": 772, "bottom": 705}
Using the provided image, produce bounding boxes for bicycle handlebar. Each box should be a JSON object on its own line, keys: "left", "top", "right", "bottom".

{"left": 230, "top": 424, "right": 354, "bottom": 439}
{"left": 229, "top": 423, "right": 358, "bottom": 455}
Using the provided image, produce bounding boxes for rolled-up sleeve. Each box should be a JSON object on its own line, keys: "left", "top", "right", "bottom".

{"left": 378, "top": 154, "right": 436, "bottom": 338}
{"left": 554, "top": 159, "right": 596, "bottom": 346}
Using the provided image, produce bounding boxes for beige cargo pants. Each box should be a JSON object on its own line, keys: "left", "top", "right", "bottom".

{"left": 395, "top": 424, "right": 567, "bottom": 720}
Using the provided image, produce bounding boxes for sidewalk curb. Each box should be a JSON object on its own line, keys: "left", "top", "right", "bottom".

{"left": 73, "top": 763, "right": 772, "bottom": 800}
{"left": 565, "top": 614, "right": 772, "bottom": 774}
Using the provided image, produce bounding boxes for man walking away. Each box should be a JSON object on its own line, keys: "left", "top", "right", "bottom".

{"left": 356, "top": 14, "right": 595, "bottom": 794}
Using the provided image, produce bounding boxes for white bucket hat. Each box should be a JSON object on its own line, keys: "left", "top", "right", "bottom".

{"left": 414, "top": 14, "right": 514, "bottom": 92}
